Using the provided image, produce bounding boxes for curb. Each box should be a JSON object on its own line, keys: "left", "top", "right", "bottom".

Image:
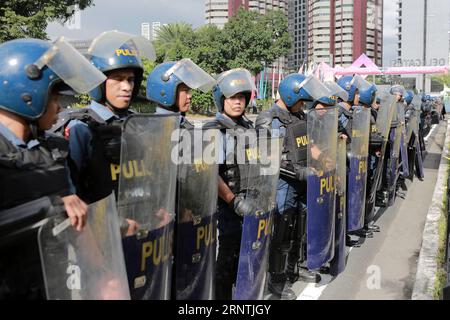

{"left": 412, "top": 119, "right": 450, "bottom": 300}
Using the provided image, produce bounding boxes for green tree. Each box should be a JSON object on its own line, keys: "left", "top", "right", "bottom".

{"left": 153, "top": 22, "right": 194, "bottom": 62}
{"left": 220, "top": 8, "right": 292, "bottom": 75}
{"left": 0, "top": 0, "right": 94, "bottom": 41}
{"left": 187, "top": 24, "right": 225, "bottom": 75}
{"left": 139, "top": 57, "right": 156, "bottom": 98}
{"left": 432, "top": 74, "right": 450, "bottom": 88}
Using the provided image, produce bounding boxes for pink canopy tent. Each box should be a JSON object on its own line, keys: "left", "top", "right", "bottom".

{"left": 321, "top": 54, "right": 449, "bottom": 76}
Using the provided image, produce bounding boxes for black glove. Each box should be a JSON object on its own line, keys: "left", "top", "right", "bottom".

{"left": 229, "top": 194, "right": 254, "bottom": 217}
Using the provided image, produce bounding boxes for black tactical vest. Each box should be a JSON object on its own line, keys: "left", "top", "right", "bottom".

{"left": 281, "top": 117, "right": 308, "bottom": 173}
{"left": 206, "top": 115, "right": 254, "bottom": 194}
{"left": 61, "top": 108, "right": 126, "bottom": 204}
{"left": 0, "top": 133, "right": 70, "bottom": 210}
{"left": 338, "top": 103, "right": 353, "bottom": 142}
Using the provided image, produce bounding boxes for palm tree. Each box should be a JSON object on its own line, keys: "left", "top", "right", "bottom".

{"left": 154, "top": 23, "right": 193, "bottom": 62}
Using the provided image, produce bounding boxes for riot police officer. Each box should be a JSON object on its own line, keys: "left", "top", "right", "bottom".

{"left": 147, "top": 58, "right": 214, "bottom": 128}
{"left": 147, "top": 59, "right": 217, "bottom": 300}
{"left": 256, "top": 74, "right": 337, "bottom": 299}
{"left": 57, "top": 31, "right": 154, "bottom": 210}
{"left": 336, "top": 76, "right": 372, "bottom": 240}
{"left": 203, "top": 68, "right": 256, "bottom": 300}
{"left": 336, "top": 75, "right": 360, "bottom": 140}
{"left": 0, "top": 37, "right": 104, "bottom": 299}
{"left": 358, "top": 81, "right": 383, "bottom": 234}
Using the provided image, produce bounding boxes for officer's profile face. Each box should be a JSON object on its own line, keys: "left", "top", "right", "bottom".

{"left": 314, "top": 103, "right": 328, "bottom": 117}
{"left": 38, "top": 89, "right": 62, "bottom": 130}
{"left": 290, "top": 100, "right": 304, "bottom": 113}
{"left": 223, "top": 92, "right": 246, "bottom": 118}
{"left": 105, "top": 69, "right": 135, "bottom": 109}
{"left": 354, "top": 92, "right": 360, "bottom": 106}
{"left": 176, "top": 83, "right": 192, "bottom": 113}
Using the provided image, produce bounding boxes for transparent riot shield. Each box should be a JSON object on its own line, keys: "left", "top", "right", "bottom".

{"left": 234, "top": 135, "right": 282, "bottom": 300}
{"left": 346, "top": 106, "right": 370, "bottom": 232}
{"left": 376, "top": 91, "right": 396, "bottom": 141}
{"left": 387, "top": 108, "right": 403, "bottom": 207}
{"left": 306, "top": 107, "right": 338, "bottom": 270}
{"left": 118, "top": 114, "right": 179, "bottom": 300}
{"left": 175, "top": 128, "right": 220, "bottom": 300}
{"left": 371, "top": 91, "right": 396, "bottom": 207}
{"left": 330, "top": 138, "right": 347, "bottom": 277}
{"left": 397, "top": 103, "right": 409, "bottom": 177}
{"left": 39, "top": 194, "right": 130, "bottom": 300}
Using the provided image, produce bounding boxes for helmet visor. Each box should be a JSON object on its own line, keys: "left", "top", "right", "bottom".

{"left": 299, "top": 75, "right": 332, "bottom": 101}
{"left": 390, "top": 85, "right": 406, "bottom": 96}
{"left": 88, "top": 30, "right": 156, "bottom": 62}
{"left": 165, "top": 58, "right": 216, "bottom": 92}
{"left": 324, "top": 81, "right": 349, "bottom": 102}
{"left": 34, "top": 37, "right": 106, "bottom": 94}
{"left": 351, "top": 75, "right": 373, "bottom": 92}
{"left": 216, "top": 68, "right": 256, "bottom": 98}
{"left": 412, "top": 95, "right": 422, "bottom": 111}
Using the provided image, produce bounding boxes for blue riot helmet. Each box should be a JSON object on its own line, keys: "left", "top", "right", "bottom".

{"left": 324, "top": 81, "right": 349, "bottom": 103}
{"left": 212, "top": 68, "right": 256, "bottom": 112}
{"left": 147, "top": 58, "right": 215, "bottom": 109}
{"left": 0, "top": 38, "right": 106, "bottom": 120}
{"left": 404, "top": 90, "right": 414, "bottom": 106}
{"left": 358, "top": 85, "right": 378, "bottom": 107}
{"left": 87, "top": 30, "right": 156, "bottom": 103}
{"left": 278, "top": 73, "right": 309, "bottom": 108}
{"left": 389, "top": 85, "right": 406, "bottom": 98}
{"left": 298, "top": 75, "right": 336, "bottom": 109}
{"left": 337, "top": 75, "right": 358, "bottom": 103}
{"left": 350, "top": 74, "right": 377, "bottom": 106}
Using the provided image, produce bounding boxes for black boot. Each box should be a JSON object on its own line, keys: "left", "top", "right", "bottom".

{"left": 351, "top": 227, "right": 373, "bottom": 238}
{"left": 298, "top": 266, "right": 321, "bottom": 283}
{"left": 268, "top": 273, "right": 297, "bottom": 300}
{"left": 346, "top": 234, "right": 361, "bottom": 247}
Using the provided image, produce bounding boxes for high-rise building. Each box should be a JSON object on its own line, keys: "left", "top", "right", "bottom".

{"left": 396, "top": 0, "right": 450, "bottom": 93}
{"left": 204, "top": 0, "right": 288, "bottom": 98}
{"left": 152, "top": 22, "right": 162, "bottom": 41}
{"left": 141, "top": 23, "right": 151, "bottom": 40}
{"left": 205, "top": 0, "right": 287, "bottom": 28}
{"left": 288, "top": 0, "right": 308, "bottom": 71}
{"left": 306, "top": 0, "right": 383, "bottom": 67}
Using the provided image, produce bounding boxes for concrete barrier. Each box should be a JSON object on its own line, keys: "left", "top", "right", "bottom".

{"left": 412, "top": 119, "right": 450, "bottom": 300}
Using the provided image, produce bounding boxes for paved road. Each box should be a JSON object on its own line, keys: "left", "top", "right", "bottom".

{"left": 265, "top": 119, "right": 446, "bottom": 300}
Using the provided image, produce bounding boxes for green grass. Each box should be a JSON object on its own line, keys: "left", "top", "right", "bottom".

{"left": 433, "top": 149, "right": 450, "bottom": 299}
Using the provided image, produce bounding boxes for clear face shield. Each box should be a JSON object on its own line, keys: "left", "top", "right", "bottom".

{"left": 324, "top": 81, "right": 349, "bottom": 102}
{"left": 299, "top": 75, "right": 333, "bottom": 102}
{"left": 351, "top": 75, "right": 373, "bottom": 92}
{"left": 87, "top": 30, "right": 156, "bottom": 62}
{"left": 216, "top": 68, "right": 256, "bottom": 98}
{"left": 412, "top": 95, "right": 422, "bottom": 111}
{"left": 163, "top": 58, "right": 216, "bottom": 92}
{"left": 34, "top": 37, "right": 106, "bottom": 94}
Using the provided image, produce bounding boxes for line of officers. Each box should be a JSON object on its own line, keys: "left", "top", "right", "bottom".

{"left": 0, "top": 31, "right": 427, "bottom": 300}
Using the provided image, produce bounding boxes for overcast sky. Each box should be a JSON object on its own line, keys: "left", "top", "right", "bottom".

{"left": 47, "top": 0, "right": 398, "bottom": 67}
{"left": 46, "top": 0, "right": 205, "bottom": 40}
{"left": 383, "top": 0, "right": 399, "bottom": 67}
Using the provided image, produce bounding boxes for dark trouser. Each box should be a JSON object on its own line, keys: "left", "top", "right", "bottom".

{"left": 215, "top": 201, "right": 242, "bottom": 300}
{"left": 268, "top": 177, "right": 306, "bottom": 280}
{"left": 0, "top": 231, "right": 45, "bottom": 300}
{"left": 365, "top": 153, "right": 379, "bottom": 226}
